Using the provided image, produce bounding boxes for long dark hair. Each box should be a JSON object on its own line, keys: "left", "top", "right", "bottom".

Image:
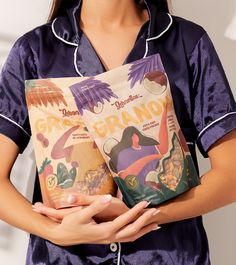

{"left": 48, "top": 0, "right": 170, "bottom": 22}
{"left": 108, "top": 126, "right": 159, "bottom": 173}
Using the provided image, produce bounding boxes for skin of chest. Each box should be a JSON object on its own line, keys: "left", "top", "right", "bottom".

{"left": 81, "top": 25, "right": 147, "bottom": 71}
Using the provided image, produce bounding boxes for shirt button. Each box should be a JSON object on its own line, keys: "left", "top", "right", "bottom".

{"left": 110, "top": 243, "right": 118, "bottom": 252}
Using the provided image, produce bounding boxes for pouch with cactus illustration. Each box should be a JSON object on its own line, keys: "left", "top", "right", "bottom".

{"left": 25, "top": 79, "right": 117, "bottom": 209}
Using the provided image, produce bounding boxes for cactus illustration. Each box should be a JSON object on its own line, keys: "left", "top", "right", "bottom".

{"left": 56, "top": 162, "right": 77, "bottom": 189}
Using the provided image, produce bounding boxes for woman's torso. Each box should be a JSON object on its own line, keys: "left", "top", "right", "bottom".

{"left": 19, "top": 2, "right": 212, "bottom": 265}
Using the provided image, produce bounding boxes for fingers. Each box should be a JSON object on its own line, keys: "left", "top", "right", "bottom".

{"left": 32, "top": 202, "right": 83, "bottom": 220}
{"left": 32, "top": 194, "right": 113, "bottom": 223}
{"left": 114, "top": 208, "right": 160, "bottom": 239}
{"left": 93, "top": 205, "right": 160, "bottom": 244}
{"left": 94, "top": 197, "right": 129, "bottom": 222}
{"left": 110, "top": 201, "right": 150, "bottom": 231}
{"left": 34, "top": 198, "right": 160, "bottom": 246}
{"left": 47, "top": 197, "right": 160, "bottom": 246}
{"left": 73, "top": 195, "right": 113, "bottom": 223}
{"left": 117, "top": 223, "right": 161, "bottom": 243}
{"left": 95, "top": 202, "right": 160, "bottom": 244}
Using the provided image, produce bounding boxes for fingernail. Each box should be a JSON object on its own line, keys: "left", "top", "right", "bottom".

{"left": 145, "top": 201, "right": 151, "bottom": 208}
{"left": 33, "top": 202, "right": 42, "bottom": 208}
{"left": 100, "top": 194, "right": 112, "bottom": 204}
{"left": 67, "top": 195, "right": 77, "bottom": 204}
{"left": 152, "top": 209, "right": 161, "bottom": 216}
{"left": 152, "top": 224, "right": 161, "bottom": 231}
{"left": 32, "top": 208, "right": 40, "bottom": 213}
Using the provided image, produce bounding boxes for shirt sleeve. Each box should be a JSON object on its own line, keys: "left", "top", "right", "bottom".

{"left": 0, "top": 36, "right": 37, "bottom": 153}
{"left": 189, "top": 33, "right": 236, "bottom": 158}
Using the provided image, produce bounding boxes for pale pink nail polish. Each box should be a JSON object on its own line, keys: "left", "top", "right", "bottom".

{"left": 34, "top": 202, "right": 42, "bottom": 208}
{"left": 100, "top": 194, "right": 112, "bottom": 204}
{"left": 67, "top": 195, "right": 77, "bottom": 204}
{"left": 152, "top": 225, "right": 161, "bottom": 231}
{"left": 32, "top": 208, "right": 40, "bottom": 213}
{"left": 145, "top": 201, "right": 151, "bottom": 208}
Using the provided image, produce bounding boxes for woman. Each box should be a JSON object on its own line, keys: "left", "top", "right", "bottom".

{"left": 107, "top": 96, "right": 168, "bottom": 183}
{"left": 107, "top": 126, "right": 163, "bottom": 183}
{"left": 0, "top": 1, "right": 236, "bottom": 265}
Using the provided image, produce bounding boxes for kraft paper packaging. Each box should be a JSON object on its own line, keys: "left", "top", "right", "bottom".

{"left": 25, "top": 53, "right": 200, "bottom": 209}
{"left": 69, "top": 54, "right": 200, "bottom": 208}
{"left": 25, "top": 79, "right": 117, "bottom": 209}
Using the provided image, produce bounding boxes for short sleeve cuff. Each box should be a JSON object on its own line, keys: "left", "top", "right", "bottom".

{"left": 0, "top": 115, "right": 30, "bottom": 153}
{"left": 196, "top": 112, "right": 236, "bottom": 158}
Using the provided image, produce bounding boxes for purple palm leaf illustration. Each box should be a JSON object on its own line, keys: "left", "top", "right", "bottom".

{"left": 69, "top": 77, "right": 118, "bottom": 115}
{"left": 128, "top": 54, "right": 165, "bottom": 88}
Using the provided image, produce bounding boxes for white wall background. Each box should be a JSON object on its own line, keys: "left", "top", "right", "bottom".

{"left": 0, "top": 0, "right": 235, "bottom": 264}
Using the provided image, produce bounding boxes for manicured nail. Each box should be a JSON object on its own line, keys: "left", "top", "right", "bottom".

{"left": 32, "top": 208, "right": 40, "bottom": 213}
{"left": 152, "top": 224, "right": 161, "bottom": 231}
{"left": 100, "top": 194, "right": 112, "bottom": 204}
{"left": 145, "top": 201, "right": 152, "bottom": 208}
{"left": 33, "top": 202, "right": 42, "bottom": 208}
{"left": 67, "top": 195, "right": 77, "bottom": 204}
{"left": 152, "top": 209, "right": 161, "bottom": 216}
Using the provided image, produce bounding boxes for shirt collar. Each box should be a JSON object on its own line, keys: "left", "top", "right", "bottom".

{"left": 52, "top": 0, "right": 173, "bottom": 46}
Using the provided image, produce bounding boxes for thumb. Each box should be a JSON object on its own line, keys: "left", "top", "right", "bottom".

{"left": 76, "top": 194, "right": 112, "bottom": 223}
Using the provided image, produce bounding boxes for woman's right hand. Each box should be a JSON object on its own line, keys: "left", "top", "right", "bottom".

{"left": 48, "top": 195, "right": 160, "bottom": 246}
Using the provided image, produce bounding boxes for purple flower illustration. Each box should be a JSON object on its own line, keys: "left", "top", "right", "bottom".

{"left": 69, "top": 77, "right": 118, "bottom": 114}
{"left": 128, "top": 54, "right": 165, "bottom": 88}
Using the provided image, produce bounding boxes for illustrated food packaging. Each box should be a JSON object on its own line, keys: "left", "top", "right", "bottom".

{"left": 25, "top": 79, "right": 117, "bottom": 209}
{"left": 26, "top": 53, "right": 200, "bottom": 208}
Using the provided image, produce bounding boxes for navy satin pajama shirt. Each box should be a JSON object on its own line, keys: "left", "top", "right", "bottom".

{"left": 0, "top": 1, "right": 236, "bottom": 264}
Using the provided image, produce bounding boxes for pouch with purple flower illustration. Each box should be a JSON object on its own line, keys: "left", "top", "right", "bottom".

{"left": 69, "top": 54, "right": 201, "bottom": 208}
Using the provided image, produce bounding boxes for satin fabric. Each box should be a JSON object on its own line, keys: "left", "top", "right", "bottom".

{"left": 27, "top": 217, "right": 209, "bottom": 265}
{"left": 0, "top": 0, "right": 236, "bottom": 264}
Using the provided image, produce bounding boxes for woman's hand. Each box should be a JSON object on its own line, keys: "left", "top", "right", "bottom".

{"left": 33, "top": 195, "right": 130, "bottom": 223}
{"left": 33, "top": 203, "right": 84, "bottom": 222}
{"left": 44, "top": 195, "right": 160, "bottom": 246}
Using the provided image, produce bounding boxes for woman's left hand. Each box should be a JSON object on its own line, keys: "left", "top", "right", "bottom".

{"left": 33, "top": 195, "right": 130, "bottom": 223}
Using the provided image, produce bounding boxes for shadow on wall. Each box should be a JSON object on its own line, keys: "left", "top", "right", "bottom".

{"left": 204, "top": 0, "right": 236, "bottom": 86}
{"left": 226, "top": 10, "right": 236, "bottom": 40}
{"left": 14, "top": 142, "right": 36, "bottom": 203}
{"left": 0, "top": 221, "right": 13, "bottom": 249}
{"left": 173, "top": 0, "right": 236, "bottom": 92}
